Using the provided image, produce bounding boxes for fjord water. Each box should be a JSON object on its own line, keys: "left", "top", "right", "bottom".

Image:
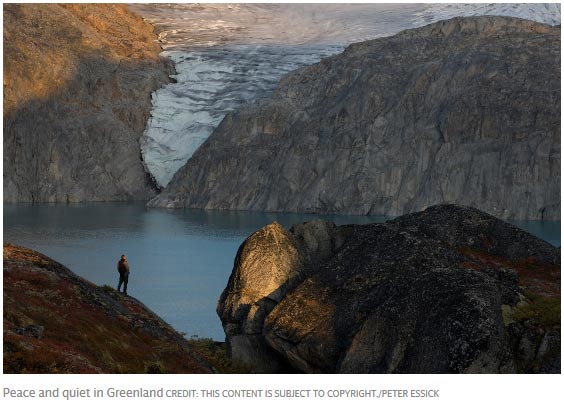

{"left": 3, "top": 203, "right": 560, "bottom": 340}
{"left": 4, "top": 203, "right": 389, "bottom": 340}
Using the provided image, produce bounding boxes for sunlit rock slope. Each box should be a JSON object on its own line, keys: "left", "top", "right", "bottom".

{"left": 3, "top": 4, "right": 173, "bottom": 202}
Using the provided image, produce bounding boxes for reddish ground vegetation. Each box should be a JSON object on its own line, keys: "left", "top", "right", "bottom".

{"left": 459, "top": 246, "right": 560, "bottom": 298}
{"left": 3, "top": 243, "right": 212, "bottom": 374}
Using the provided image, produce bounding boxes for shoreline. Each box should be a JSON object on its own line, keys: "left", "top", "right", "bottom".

{"left": 4, "top": 203, "right": 561, "bottom": 345}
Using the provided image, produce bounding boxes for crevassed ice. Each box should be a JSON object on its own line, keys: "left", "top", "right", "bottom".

{"left": 131, "top": 3, "right": 560, "bottom": 188}
{"left": 413, "top": 3, "right": 561, "bottom": 26}
{"left": 140, "top": 44, "right": 342, "bottom": 187}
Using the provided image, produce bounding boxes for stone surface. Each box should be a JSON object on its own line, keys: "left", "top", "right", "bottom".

{"left": 3, "top": 243, "right": 212, "bottom": 373}
{"left": 3, "top": 4, "right": 174, "bottom": 203}
{"left": 217, "top": 220, "right": 344, "bottom": 372}
{"left": 216, "top": 222, "right": 303, "bottom": 372}
{"left": 151, "top": 16, "right": 560, "bottom": 220}
{"left": 217, "top": 205, "right": 561, "bottom": 373}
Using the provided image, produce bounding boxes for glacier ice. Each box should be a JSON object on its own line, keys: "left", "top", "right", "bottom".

{"left": 131, "top": 3, "right": 561, "bottom": 188}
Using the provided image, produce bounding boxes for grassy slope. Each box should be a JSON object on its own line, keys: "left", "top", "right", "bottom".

{"left": 3, "top": 243, "right": 212, "bottom": 374}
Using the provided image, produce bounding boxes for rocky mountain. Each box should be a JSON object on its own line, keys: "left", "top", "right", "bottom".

{"left": 150, "top": 16, "right": 560, "bottom": 220}
{"left": 217, "top": 205, "right": 561, "bottom": 373}
{"left": 3, "top": 243, "right": 212, "bottom": 373}
{"left": 3, "top": 4, "right": 173, "bottom": 203}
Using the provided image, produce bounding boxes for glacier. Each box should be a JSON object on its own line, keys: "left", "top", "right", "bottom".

{"left": 131, "top": 3, "right": 561, "bottom": 188}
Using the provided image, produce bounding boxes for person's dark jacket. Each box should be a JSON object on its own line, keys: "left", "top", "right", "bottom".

{"left": 117, "top": 259, "right": 130, "bottom": 276}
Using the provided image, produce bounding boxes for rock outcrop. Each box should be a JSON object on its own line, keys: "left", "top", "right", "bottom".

{"left": 151, "top": 16, "right": 560, "bottom": 220}
{"left": 217, "top": 205, "right": 561, "bottom": 373}
{"left": 3, "top": 4, "right": 174, "bottom": 202}
{"left": 217, "top": 219, "right": 344, "bottom": 372}
{"left": 3, "top": 243, "right": 212, "bottom": 373}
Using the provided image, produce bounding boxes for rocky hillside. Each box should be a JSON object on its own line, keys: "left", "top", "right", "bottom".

{"left": 217, "top": 205, "right": 561, "bottom": 373}
{"left": 151, "top": 16, "right": 560, "bottom": 220}
{"left": 3, "top": 4, "right": 173, "bottom": 203}
{"left": 3, "top": 243, "right": 212, "bottom": 373}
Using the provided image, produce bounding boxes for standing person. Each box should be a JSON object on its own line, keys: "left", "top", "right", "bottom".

{"left": 117, "top": 254, "right": 130, "bottom": 295}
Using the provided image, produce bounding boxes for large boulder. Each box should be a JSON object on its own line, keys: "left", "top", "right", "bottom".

{"left": 150, "top": 16, "right": 560, "bottom": 220}
{"left": 217, "top": 222, "right": 302, "bottom": 372}
{"left": 217, "top": 205, "right": 561, "bottom": 373}
{"left": 217, "top": 220, "right": 344, "bottom": 372}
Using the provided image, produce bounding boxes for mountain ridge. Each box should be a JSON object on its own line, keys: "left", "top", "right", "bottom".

{"left": 150, "top": 16, "right": 560, "bottom": 220}
{"left": 3, "top": 4, "right": 173, "bottom": 203}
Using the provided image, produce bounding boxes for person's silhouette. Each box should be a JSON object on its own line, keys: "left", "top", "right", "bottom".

{"left": 117, "top": 254, "right": 130, "bottom": 295}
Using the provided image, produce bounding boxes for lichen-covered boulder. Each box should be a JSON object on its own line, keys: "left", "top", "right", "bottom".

{"left": 217, "top": 220, "right": 344, "bottom": 372}
{"left": 217, "top": 222, "right": 302, "bottom": 372}
{"left": 218, "top": 205, "right": 561, "bottom": 373}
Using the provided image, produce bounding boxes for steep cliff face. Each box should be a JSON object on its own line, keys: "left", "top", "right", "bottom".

{"left": 3, "top": 4, "right": 174, "bottom": 203}
{"left": 3, "top": 243, "right": 212, "bottom": 373}
{"left": 217, "top": 205, "right": 561, "bottom": 373}
{"left": 151, "top": 16, "right": 560, "bottom": 220}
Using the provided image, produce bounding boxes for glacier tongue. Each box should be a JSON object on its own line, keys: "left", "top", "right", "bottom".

{"left": 141, "top": 44, "right": 341, "bottom": 187}
{"left": 132, "top": 3, "right": 561, "bottom": 188}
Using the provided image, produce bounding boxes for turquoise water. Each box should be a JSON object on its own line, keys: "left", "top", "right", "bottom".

{"left": 3, "top": 203, "right": 389, "bottom": 340}
{"left": 3, "top": 203, "right": 560, "bottom": 340}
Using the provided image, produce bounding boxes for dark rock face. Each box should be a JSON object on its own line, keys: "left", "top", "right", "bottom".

{"left": 3, "top": 4, "right": 173, "bottom": 203}
{"left": 151, "top": 16, "right": 560, "bottom": 220}
{"left": 3, "top": 243, "right": 212, "bottom": 374}
{"left": 217, "top": 205, "right": 561, "bottom": 373}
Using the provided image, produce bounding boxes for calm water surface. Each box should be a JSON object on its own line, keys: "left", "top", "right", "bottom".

{"left": 3, "top": 203, "right": 390, "bottom": 340}
{"left": 3, "top": 203, "right": 560, "bottom": 340}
